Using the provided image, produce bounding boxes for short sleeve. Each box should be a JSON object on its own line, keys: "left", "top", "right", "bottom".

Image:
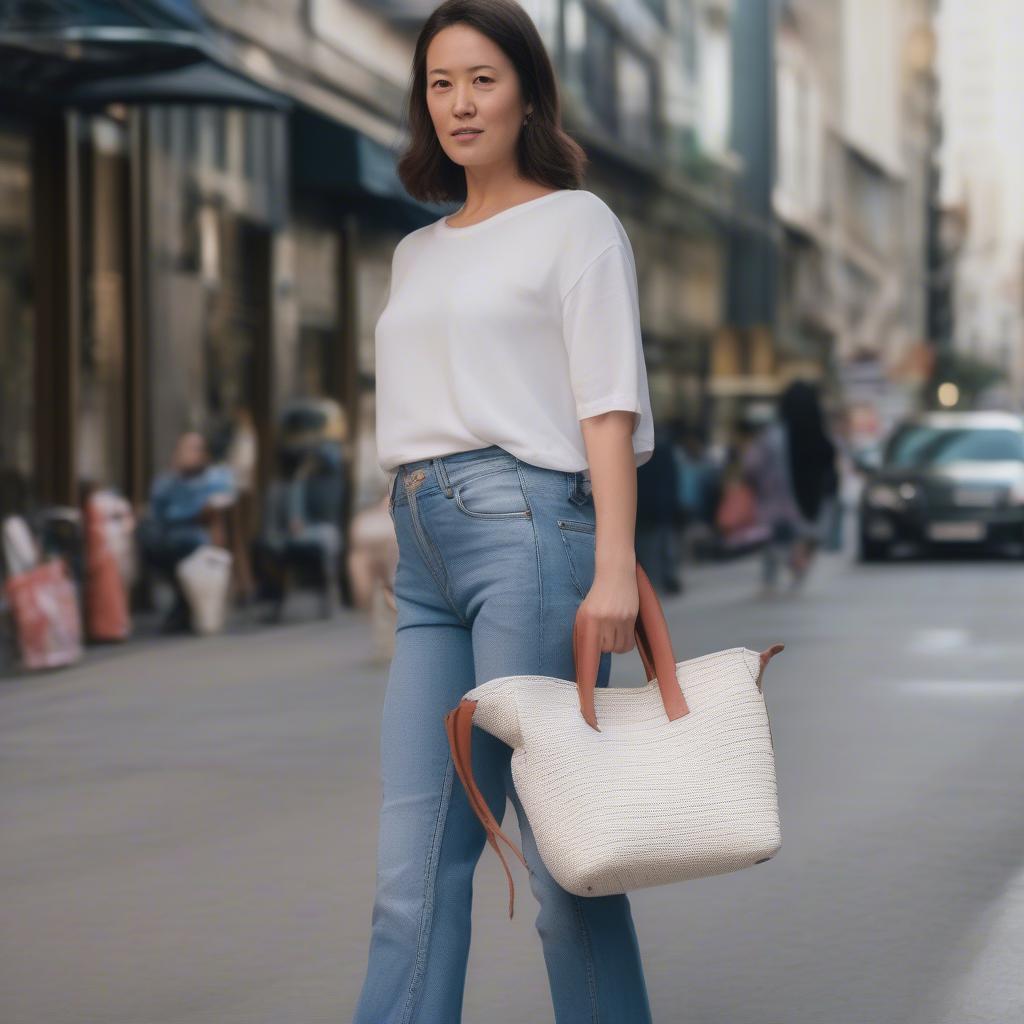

{"left": 560, "top": 242, "right": 650, "bottom": 435}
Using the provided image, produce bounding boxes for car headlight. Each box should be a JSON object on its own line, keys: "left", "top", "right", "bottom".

{"left": 867, "top": 483, "right": 902, "bottom": 509}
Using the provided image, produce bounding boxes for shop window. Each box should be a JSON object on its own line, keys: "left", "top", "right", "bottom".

{"left": 184, "top": 107, "right": 199, "bottom": 162}
{"left": 518, "top": 0, "right": 559, "bottom": 49}
{"left": 583, "top": 8, "right": 616, "bottom": 133}
{"left": 617, "top": 46, "right": 657, "bottom": 152}
{"left": 0, "top": 125, "right": 33, "bottom": 515}
{"left": 144, "top": 105, "right": 283, "bottom": 493}
{"left": 639, "top": 0, "right": 665, "bottom": 24}
{"left": 563, "top": 0, "right": 617, "bottom": 134}
{"left": 76, "top": 113, "right": 128, "bottom": 494}
{"left": 294, "top": 222, "right": 341, "bottom": 400}
{"left": 354, "top": 238, "right": 397, "bottom": 509}
{"left": 846, "top": 148, "right": 894, "bottom": 257}
{"left": 680, "top": 0, "right": 698, "bottom": 78}
{"left": 243, "top": 110, "right": 269, "bottom": 182}
{"left": 198, "top": 107, "right": 229, "bottom": 172}
{"left": 697, "top": 8, "right": 731, "bottom": 156}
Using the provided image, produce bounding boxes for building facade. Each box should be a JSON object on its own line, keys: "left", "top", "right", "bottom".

{"left": 2, "top": 0, "right": 940, "bottom": 542}
{"left": 0, "top": 0, "right": 440, "bottom": 525}
{"left": 770, "top": 0, "right": 936, "bottom": 444}
{"left": 937, "top": 0, "right": 1024, "bottom": 410}
{"left": 2, "top": 0, "right": 750, "bottom": 529}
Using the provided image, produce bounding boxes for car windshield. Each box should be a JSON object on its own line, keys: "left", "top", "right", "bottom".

{"left": 884, "top": 426, "right": 1024, "bottom": 467}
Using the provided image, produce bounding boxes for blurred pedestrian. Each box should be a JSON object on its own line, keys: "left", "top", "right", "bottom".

{"left": 671, "top": 423, "right": 720, "bottom": 562}
{"left": 137, "top": 432, "right": 235, "bottom": 632}
{"left": 253, "top": 438, "right": 345, "bottom": 621}
{"left": 353, "top": 2, "right": 657, "bottom": 1019}
{"left": 635, "top": 421, "right": 682, "bottom": 594}
{"left": 224, "top": 406, "right": 259, "bottom": 544}
{"left": 346, "top": 494, "right": 400, "bottom": 660}
{"left": 820, "top": 407, "right": 851, "bottom": 552}
{"left": 715, "top": 435, "right": 765, "bottom": 551}
{"left": 737, "top": 404, "right": 806, "bottom": 595}
{"left": 778, "top": 380, "right": 839, "bottom": 577}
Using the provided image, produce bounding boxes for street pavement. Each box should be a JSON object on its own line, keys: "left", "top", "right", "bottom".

{"left": 2, "top": 539, "right": 1023, "bottom": 1024}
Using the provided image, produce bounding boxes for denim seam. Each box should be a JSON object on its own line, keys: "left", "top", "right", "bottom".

{"left": 399, "top": 755, "right": 456, "bottom": 1024}
{"left": 557, "top": 518, "right": 596, "bottom": 533}
{"left": 556, "top": 527, "right": 588, "bottom": 600}
{"left": 515, "top": 461, "right": 544, "bottom": 652}
{"left": 571, "top": 893, "right": 601, "bottom": 1023}
{"left": 453, "top": 489, "right": 532, "bottom": 520}
{"left": 432, "top": 456, "right": 455, "bottom": 497}
{"left": 407, "top": 487, "right": 469, "bottom": 628}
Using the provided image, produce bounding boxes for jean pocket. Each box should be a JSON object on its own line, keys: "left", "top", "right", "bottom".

{"left": 453, "top": 465, "right": 531, "bottom": 519}
{"left": 556, "top": 518, "right": 596, "bottom": 599}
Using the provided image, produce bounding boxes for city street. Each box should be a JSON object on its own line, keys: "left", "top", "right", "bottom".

{"left": 2, "top": 546, "right": 1023, "bottom": 1024}
{"left": 4, "top": 0, "right": 1024, "bottom": 1020}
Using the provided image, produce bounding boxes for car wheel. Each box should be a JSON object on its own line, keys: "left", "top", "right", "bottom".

{"left": 859, "top": 535, "right": 889, "bottom": 562}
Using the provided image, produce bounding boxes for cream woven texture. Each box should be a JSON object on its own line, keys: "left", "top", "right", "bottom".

{"left": 464, "top": 646, "right": 781, "bottom": 897}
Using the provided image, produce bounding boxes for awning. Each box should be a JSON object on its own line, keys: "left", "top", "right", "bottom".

{"left": 0, "top": 0, "right": 223, "bottom": 102}
{"left": 62, "top": 60, "right": 291, "bottom": 110}
{"left": 291, "top": 105, "right": 449, "bottom": 222}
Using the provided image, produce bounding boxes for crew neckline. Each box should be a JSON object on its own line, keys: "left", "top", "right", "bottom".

{"left": 437, "top": 189, "right": 575, "bottom": 234}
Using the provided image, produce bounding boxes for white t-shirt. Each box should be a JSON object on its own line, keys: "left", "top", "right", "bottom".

{"left": 374, "top": 188, "right": 656, "bottom": 494}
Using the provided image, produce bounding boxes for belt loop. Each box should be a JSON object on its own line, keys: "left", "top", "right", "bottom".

{"left": 433, "top": 456, "right": 454, "bottom": 498}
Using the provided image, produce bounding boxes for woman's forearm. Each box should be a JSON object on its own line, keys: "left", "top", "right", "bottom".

{"left": 579, "top": 411, "right": 639, "bottom": 577}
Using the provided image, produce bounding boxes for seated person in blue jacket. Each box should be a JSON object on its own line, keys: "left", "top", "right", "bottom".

{"left": 138, "top": 431, "right": 236, "bottom": 632}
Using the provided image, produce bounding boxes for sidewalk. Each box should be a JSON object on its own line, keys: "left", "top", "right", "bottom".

{"left": 0, "top": 585, "right": 370, "bottom": 682}
{"left": 0, "top": 542, "right": 852, "bottom": 683}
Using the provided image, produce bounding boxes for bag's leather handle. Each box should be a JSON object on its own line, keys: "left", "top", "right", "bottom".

{"left": 573, "top": 561, "right": 690, "bottom": 731}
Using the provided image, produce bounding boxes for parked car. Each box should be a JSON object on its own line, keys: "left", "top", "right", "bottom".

{"left": 856, "top": 411, "right": 1024, "bottom": 561}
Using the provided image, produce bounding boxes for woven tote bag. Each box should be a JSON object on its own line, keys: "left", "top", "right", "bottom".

{"left": 444, "top": 563, "right": 784, "bottom": 918}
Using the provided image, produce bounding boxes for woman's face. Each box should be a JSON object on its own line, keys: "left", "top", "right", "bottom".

{"left": 425, "top": 23, "right": 531, "bottom": 172}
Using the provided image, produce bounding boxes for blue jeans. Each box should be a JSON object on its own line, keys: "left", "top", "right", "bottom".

{"left": 353, "top": 445, "right": 652, "bottom": 1024}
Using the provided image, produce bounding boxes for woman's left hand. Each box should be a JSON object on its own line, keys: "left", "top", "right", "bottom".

{"left": 578, "top": 562, "right": 639, "bottom": 654}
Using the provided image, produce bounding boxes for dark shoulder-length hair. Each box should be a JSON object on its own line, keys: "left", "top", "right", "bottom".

{"left": 396, "top": 0, "right": 587, "bottom": 203}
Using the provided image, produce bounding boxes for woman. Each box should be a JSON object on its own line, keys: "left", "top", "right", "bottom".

{"left": 353, "top": 1, "right": 657, "bottom": 1021}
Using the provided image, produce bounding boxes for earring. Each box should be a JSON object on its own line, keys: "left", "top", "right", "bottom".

{"left": 522, "top": 112, "right": 532, "bottom": 127}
